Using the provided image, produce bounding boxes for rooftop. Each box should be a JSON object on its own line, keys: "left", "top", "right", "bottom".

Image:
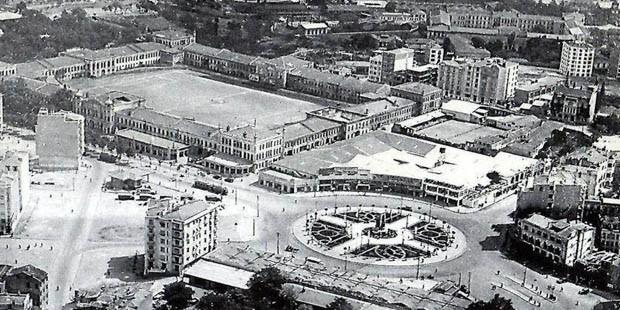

{"left": 345, "top": 97, "right": 416, "bottom": 116}
{"left": 6, "top": 264, "right": 47, "bottom": 282}
{"left": 523, "top": 214, "right": 593, "bottom": 238}
{"left": 153, "top": 29, "right": 194, "bottom": 40}
{"left": 146, "top": 199, "right": 218, "bottom": 221}
{"left": 117, "top": 107, "right": 217, "bottom": 138}
{"left": 116, "top": 129, "right": 189, "bottom": 150}
{"left": 300, "top": 22, "right": 329, "bottom": 30}
{"left": 392, "top": 81, "right": 441, "bottom": 95}
{"left": 442, "top": 99, "right": 483, "bottom": 115}
{"left": 281, "top": 117, "right": 341, "bottom": 142}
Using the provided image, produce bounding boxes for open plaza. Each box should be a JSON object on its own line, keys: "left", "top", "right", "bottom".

{"left": 66, "top": 69, "right": 322, "bottom": 131}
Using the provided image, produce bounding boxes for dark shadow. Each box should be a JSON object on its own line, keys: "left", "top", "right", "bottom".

{"left": 105, "top": 255, "right": 166, "bottom": 282}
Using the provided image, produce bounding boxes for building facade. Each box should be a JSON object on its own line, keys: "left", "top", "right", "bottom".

{"left": 152, "top": 29, "right": 196, "bottom": 48}
{"left": 518, "top": 214, "right": 594, "bottom": 267}
{"left": 437, "top": 58, "right": 518, "bottom": 106}
{"left": 73, "top": 90, "right": 145, "bottom": 135}
{"left": 390, "top": 82, "right": 443, "bottom": 114}
{"left": 368, "top": 48, "right": 416, "bottom": 83}
{"left": 144, "top": 199, "right": 218, "bottom": 275}
{"left": 560, "top": 41, "right": 595, "bottom": 78}
{"left": 2, "top": 265, "right": 48, "bottom": 309}
{"left": 35, "top": 109, "right": 84, "bottom": 170}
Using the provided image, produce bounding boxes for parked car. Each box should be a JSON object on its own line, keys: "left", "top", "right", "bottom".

{"left": 224, "top": 177, "right": 234, "bottom": 183}
{"left": 213, "top": 175, "right": 222, "bottom": 180}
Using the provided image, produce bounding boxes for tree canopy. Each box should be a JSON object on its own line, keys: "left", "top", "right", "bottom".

{"left": 326, "top": 297, "right": 354, "bottom": 310}
{"left": 162, "top": 282, "right": 194, "bottom": 310}
{"left": 467, "top": 294, "right": 515, "bottom": 310}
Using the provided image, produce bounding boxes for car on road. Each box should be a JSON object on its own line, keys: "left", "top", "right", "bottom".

{"left": 224, "top": 177, "right": 234, "bottom": 183}
{"left": 213, "top": 175, "right": 222, "bottom": 180}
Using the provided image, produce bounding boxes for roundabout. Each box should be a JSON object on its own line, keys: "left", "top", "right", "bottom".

{"left": 293, "top": 205, "right": 467, "bottom": 266}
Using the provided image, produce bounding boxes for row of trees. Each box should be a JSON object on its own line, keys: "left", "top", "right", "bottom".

{"left": 0, "top": 79, "right": 75, "bottom": 129}
{"left": 159, "top": 268, "right": 353, "bottom": 310}
{"left": 0, "top": 7, "right": 141, "bottom": 63}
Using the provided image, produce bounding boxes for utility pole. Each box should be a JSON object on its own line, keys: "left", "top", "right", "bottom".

{"left": 522, "top": 268, "right": 527, "bottom": 286}
{"left": 276, "top": 232, "right": 280, "bottom": 254}
{"left": 256, "top": 194, "right": 260, "bottom": 218}
{"left": 252, "top": 218, "right": 256, "bottom": 236}
{"left": 235, "top": 190, "right": 238, "bottom": 205}
{"left": 467, "top": 272, "right": 471, "bottom": 296}
{"left": 416, "top": 258, "right": 420, "bottom": 279}
{"left": 458, "top": 272, "right": 462, "bottom": 287}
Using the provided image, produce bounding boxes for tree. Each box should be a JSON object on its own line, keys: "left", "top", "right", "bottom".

{"left": 442, "top": 37, "right": 453, "bottom": 53}
{"left": 471, "top": 36, "right": 486, "bottom": 48}
{"left": 197, "top": 291, "right": 249, "bottom": 310}
{"left": 486, "top": 171, "right": 502, "bottom": 184}
{"left": 15, "top": 1, "right": 26, "bottom": 13}
{"left": 385, "top": 1, "right": 397, "bottom": 12}
{"left": 348, "top": 33, "right": 378, "bottom": 50}
{"left": 161, "top": 282, "right": 194, "bottom": 310}
{"left": 326, "top": 297, "right": 353, "bottom": 310}
{"left": 247, "top": 268, "right": 297, "bottom": 310}
{"left": 467, "top": 294, "right": 515, "bottom": 310}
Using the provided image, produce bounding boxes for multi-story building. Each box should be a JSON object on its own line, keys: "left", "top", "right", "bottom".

{"left": 550, "top": 85, "right": 597, "bottom": 125}
{"left": 443, "top": 7, "right": 566, "bottom": 34}
{"left": 0, "top": 62, "right": 16, "bottom": 77}
{"left": 73, "top": 90, "right": 145, "bottom": 135}
{"left": 212, "top": 125, "right": 283, "bottom": 172}
{"left": 368, "top": 48, "right": 416, "bottom": 83}
{"left": 390, "top": 82, "right": 443, "bottom": 114}
{"left": 437, "top": 57, "right": 519, "bottom": 106}
{"left": 286, "top": 67, "right": 389, "bottom": 104}
{"left": 426, "top": 43, "right": 444, "bottom": 65}
{"left": 279, "top": 117, "right": 342, "bottom": 156}
{"left": 518, "top": 214, "right": 594, "bottom": 267}
{"left": 1, "top": 265, "right": 48, "bottom": 309}
{"left": 377, "top": 11, "right": 426, "bottom": 24}
{"left": 35, "top": 109, "right": 84, "bottom": 170}
{"left": 0, "top": 171, "right": 19, "bottom": 235}
{"left": 182, "top": 43, "right": 286, "bottom": 88}
{"left": 61, "top": 42, "right": 164, "bottom": 78}
{"left": 0, "top": 152, "right": 29, "bottom": 227}
{"left": 560, "top": 41, "right": 595, "bottom": 78}
{"left": 144, "top": 199, "right": 218, "bottom": 275}
{"left": 152, "top": 29, "right": 196, "bottom": 48}
{"left": 514, "top": 75, "right": 565, "bottom": 105}
{"left": 517, "top": 172, "right": 588, "bottom": 220}
{"left": 583, "top": 198, "right": 620, "bottom": 254}
{"left": 384, "top": 64, "right": 439, "bottom": 86}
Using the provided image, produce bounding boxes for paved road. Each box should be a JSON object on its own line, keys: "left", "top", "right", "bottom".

{"left": 100, "top": 156, "right": 608, "bottom": 309}
{"left": 48, "top": 160, "right": 107, "bottom": 309}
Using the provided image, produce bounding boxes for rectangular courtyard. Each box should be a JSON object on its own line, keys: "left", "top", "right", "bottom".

{"left": 67, "top": 69, "right": 323, "bottom": 130}
{"left": 416, "top": 120, "right": 506, "bottom": 145}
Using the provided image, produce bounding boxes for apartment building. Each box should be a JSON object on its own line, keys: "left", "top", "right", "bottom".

{"left": 213, "top": 125, "right": 283, "bottom": 172}
{"left": 144, "top": 199, "right": 218, "bottom": 275}
{"left": 514, "top": 76, "right": 565, "bottom": 105}
{"left": 152, "top": 29, "right": 196, "bottom": 48}
{"left": 61, "top": 42, "right": 164, "bottom": 78}
{"left": 437, "top": 57, "right": 519, "bottom": 105}
{"left": 518, "top": 214, "right": 594, "bottom": 267}
{"left": 368, "top": 48, "right": 416, "bottom": 83}
{"left": 73, "top": 90, "right": 145, "bottom": 135}
{"left": 384, "top": 64, "right": 439, "bottom": 86}
{"left": 560, "top": 41, "right": 595, "bottom": 78}
{"left": 390, "top": 82, "right": 442, "bottom": 114}
{"left": 427, "top": 44, "right": 444, "bottom": 65}
{"left": 35, "top": 109, "right": 85, "bottom": 170}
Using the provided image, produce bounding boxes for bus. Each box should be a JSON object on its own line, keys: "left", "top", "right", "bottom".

{"left": 192, "top": 180, "right": 228, "bottom": 196}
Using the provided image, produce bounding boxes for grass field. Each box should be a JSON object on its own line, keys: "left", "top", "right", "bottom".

{"left": 417, "top": 120, "right": 506, "bottom": 145}
{"left": 67, "top": 69, "right": 322, "bottom": 130}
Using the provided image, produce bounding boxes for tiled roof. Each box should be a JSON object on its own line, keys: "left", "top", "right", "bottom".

{"left": 392, "top": 82, "right": 441, "bottom": 94}
{"left": 6, "top": 264, "right": 47, "bottom": 282}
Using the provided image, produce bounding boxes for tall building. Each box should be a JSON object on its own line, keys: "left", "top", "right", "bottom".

{"left": 560, "top": 41, "right": 595, "bottom": 78}
{"left": 144, "top": 199, "right": 218, "bottom": 275}
{"left": 0, "top": 171, "right": 19, "bottom": 235}
{"left": 437, "top": 58, "right": 519, "bottom": 105}
{"left": 550, "top": 85, "right": 597, "bottom": 124}
{"left": 35, "top": 109, "right": 85, "bottom": 170}
{"left": 0, "top": 93, "right": 3, "bottom": 130}
{"left": 368, "top": 48, "right": 416, "bottom": 83}
{"left": 518, "top": 214, "right": 594, "bottom": 267}
{"left": 426, "top": 43, "right": 444, "bottom": 65}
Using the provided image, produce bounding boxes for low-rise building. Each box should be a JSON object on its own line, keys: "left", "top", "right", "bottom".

{"left": 35, "top": 109, "right": 84, "bottom": 170}
{"left": 116, "top": 129, "right": 190, "bottom": 163}
{"left": 0, "top": 62, "right": 16, "bottom": 77}
{"left": 286, "top": 67, "right": 389, "bottom": 104}
{"left": 383, "top": 64, "right": 439, "bottom": 86}
{"left": 608, "top": 49, "right": 620, "bottom": 80}
{"left": 144, "top": 199, "right": 218, "bottom": 275}
{"left": 514, "top": 76, "right": 565, "bottom": 105}
{"left": 0, "top": 293, "right": 33, "bottom": 310}
{"left": 1, "top": 265, "right": 48, "bottom": 309}
{"left": 298, "top": 22, "right": 329, "bottom": 36}
{"left": 390, "top": 82, "right": 442, "bottom": 114}
{"left": 550, "top": 85, "right": 597, "bottom": 125}
{"left": 518, "top": 214, "right": 594, "bottom": 267}
{"left": 279, "top": 117, "right": 342, "bottom": 156}
{"left": 151, "top": 29, "right": 196, "bottom": 48}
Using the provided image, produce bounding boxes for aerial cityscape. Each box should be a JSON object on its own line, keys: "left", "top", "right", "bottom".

{"left": 1, "top": 0, "right": 620, "bottom": 308}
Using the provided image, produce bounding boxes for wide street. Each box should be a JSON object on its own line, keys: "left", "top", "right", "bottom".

{"left": 129, "top": 156, "right": 607, "bottom": 310}
{"left": 0, "top": 152, "right": 608, "bottom": 309}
